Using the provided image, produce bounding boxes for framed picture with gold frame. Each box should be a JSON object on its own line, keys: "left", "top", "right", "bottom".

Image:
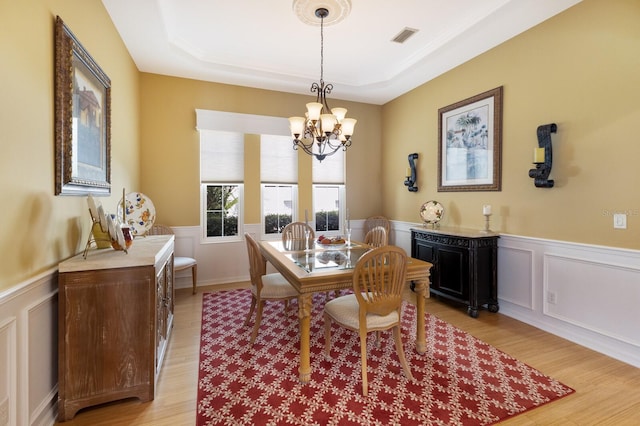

{"left": 437, "top": 86, "right": 503, "bottom": 192}
{"left": 54, "top": 16, "right": 111, "bottom": 196}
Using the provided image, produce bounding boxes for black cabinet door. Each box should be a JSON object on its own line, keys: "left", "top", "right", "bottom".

{"left": 436, "top": 244, "right": 469, "bottom": 300}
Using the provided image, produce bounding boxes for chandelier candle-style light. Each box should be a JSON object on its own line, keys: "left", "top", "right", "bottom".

{"left": 289, "top": 6, "right": 356, "bottom": 162}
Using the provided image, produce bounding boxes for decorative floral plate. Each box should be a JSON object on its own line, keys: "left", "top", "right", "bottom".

{"left": 97, "top": 204, "right": 108, "bottom": 232}
{"left": 316, "top": 237, "right": 347, "bottom": 250}
{"left": 87, "top": 195, "right": 99, "bottom": 221}
{"left": 119, "top": 192, "right": 156, "bottom": 236}
{"left": 420, "top": 200, "right": 444, "bottom": 224}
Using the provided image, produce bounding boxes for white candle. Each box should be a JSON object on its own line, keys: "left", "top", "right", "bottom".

{"left": 305, "top": 209, "right": 308, "bottom": 224}
{"left": 406, "top": 167, "right": 412, "bottom": 177}
{"left": 483, "top": 204, "right": 492, "bottom": 215}
{"left": 346, "top": 208, "right": 350, "bottom": 230}
{"left": 534, "top": 147, "right": 545, "bottom": 163}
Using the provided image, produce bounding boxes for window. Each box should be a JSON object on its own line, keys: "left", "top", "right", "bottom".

{"left": 199, "top": 130, "right": 244, "bottom": 241}
{"left": 202, "top": 184, "right": 242, "bottom": 238}
{"left": 261, "top": 135, "right": 298, "bottom": 238}
{"left": 312, "top": 150, "right": 345, "bottom": 234}
{"left": 262, "top": 184, "right": 297, "bottom": 235}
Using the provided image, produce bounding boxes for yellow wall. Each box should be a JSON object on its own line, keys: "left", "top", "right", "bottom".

{"left": 382, "top": 0, "right": 640, "bottom": 249}
{"left": 0, "top": 0, "right": 140, "bottom": 290}
{"left": 2, "top": 0, "right": 638, "bottom": 293}
{"left": 138, "top": 74, "right": 383, "bottom": 226}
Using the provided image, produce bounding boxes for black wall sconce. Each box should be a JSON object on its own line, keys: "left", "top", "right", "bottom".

{"left": 404, "top": 153, "right": 418, "bottom": 192}
{"left": 529, "top": 123, "right": 557, "bottom": 188}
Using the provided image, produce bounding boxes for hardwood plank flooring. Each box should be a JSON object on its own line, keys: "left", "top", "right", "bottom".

{"left": 57, "top": 283, "right": 640, "bottom": 425}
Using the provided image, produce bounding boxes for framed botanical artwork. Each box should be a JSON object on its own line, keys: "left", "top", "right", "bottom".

{"left": 437, "top": 86, "right": 503, "bottom": 192}
{"left": 54, "top": 16, "right": 111, "bottom": 196}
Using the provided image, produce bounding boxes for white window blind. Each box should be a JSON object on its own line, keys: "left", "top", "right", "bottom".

{"left": 200, "top": 130, "right": 244, "bottom": 182}
{"left": 260, "top": 135, "right": 297, "bottom": 183}
{"left": 312, "top": 150, "right": 345, "bottom": 184}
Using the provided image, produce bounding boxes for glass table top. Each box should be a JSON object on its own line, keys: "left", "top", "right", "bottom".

{"left": 284, "top": 244, "right": 371, "bottom": 273}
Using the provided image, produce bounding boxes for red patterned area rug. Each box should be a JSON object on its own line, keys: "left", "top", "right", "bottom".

{"left": 197, "top": 289, "right": 573, "bottom": 425}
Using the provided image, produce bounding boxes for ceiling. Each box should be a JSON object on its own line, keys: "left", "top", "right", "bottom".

{"left": 101, "top": 0, "right": 581, "bottom": 105}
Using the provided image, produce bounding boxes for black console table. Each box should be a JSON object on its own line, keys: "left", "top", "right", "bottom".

{"left": 411, "top": 227, "right": 499, "bottom": 318}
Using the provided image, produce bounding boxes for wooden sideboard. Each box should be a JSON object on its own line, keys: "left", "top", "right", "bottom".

{"left": 57, "top": 235, "right": 175, "bottom": 421}
{"left": 411, "top": 227, "right": 498, "bottom": 318}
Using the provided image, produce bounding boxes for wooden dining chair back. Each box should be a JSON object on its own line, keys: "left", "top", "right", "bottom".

{"left": 147, "top": 224, "right": 198, "bottom": 294}
{"left": 364, "top": 215, "right": 390, "bottom": 236}
{"left": 281, "top": 221, "right": 315, "bottom": 251}
{"left": 364, "top": 225, "right": 388, "bottom": 248}
{"left": 323, "top": 245, "right": 413, "bottom": 396}
{"left": 244, "top": 233, "right": 298, "bottom": 344}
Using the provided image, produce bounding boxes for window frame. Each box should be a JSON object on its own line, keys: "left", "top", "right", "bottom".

{"left": 312, "top": 183, "right": 346, "bottom": 237}
{"left": 200, "top": 183, "right": 244, "bottom": 243}
{"left": 261, "top": 183, "right": 298, "bottom": 240}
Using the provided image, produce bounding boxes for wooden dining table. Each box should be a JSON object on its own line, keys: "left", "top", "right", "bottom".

{"left": 258, "top": 240, "right": 433, "bottom": 383}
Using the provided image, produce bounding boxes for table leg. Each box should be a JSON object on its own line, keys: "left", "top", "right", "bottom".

{"left": 413, "top": 278, "right": 429, "bottom": 354}
{"left": 297, "top": 293, "right": 313, "bottom": 383}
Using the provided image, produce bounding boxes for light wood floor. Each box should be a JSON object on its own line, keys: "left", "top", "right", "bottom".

{"left": 58, "top": 283, "right": 640, "bottom": 425}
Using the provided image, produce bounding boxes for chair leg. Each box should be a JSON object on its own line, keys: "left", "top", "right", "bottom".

{"left": 392, "top": 326, "right": 414, "bottom": 381}
{"left": 359, "top": 330, "right": 369, "bottom": 396}
{"left": 250, "top": 300, "right": 265, "bottom": 344}
{"left": 323, "top": 312, "right": 332, "bottom": 356}
{"left": 191, "top": 264, "right": 198, "bottom": 294}
{"left": 244, "top": 295, "right": 257, "bottom": 326}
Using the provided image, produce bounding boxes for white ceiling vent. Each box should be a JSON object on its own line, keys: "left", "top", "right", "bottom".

{"left": 391, "top": 27, "right": 419, "bottom": 44}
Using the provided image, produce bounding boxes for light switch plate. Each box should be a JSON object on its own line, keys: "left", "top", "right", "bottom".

{"left": 613, "top": 213, "right": 627, "bottom": 229}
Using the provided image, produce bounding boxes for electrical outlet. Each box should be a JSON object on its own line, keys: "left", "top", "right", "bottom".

{"left": 547, "top": 291, "right": 557, "bottom": 305}
{"left": 613, "top": 214, "right": 627, "bottom": 229}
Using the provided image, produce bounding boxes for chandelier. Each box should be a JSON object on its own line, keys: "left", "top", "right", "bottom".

{"left": 289, "top": 7, "right": 356, "bottom": 162}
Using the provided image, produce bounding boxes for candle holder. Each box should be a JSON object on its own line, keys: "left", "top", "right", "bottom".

{"left": 304, "top": 229, "right": 311, "bottom": 252}
{"left": 483, "top": 213, "right": 492, "bottom": 233}
{"left": 528, "top": 123, "right": 556, "bottom": 188}
{"left": 404, "top": 153, "right": 419, "bottom": 192}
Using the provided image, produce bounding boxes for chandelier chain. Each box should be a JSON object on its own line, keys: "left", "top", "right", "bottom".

{"left": 319, "top": 12, "right": 324, "bottom": 85}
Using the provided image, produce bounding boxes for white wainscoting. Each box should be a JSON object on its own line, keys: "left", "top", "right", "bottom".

{"left": 0, "top": 269, "right": 58, "bottom": 426}
{"left": 497, "top": 234, "right": 640, "bottom": 368}
{"left": 392, "top": 221, "right": 640, "bottom": 369}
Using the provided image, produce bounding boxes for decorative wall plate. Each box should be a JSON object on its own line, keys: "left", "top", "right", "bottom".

{"left": 420, "top": 200, "right": 444, "bottom": 224}
{"left": 87, "top": 195, "right": 99, "bottom": 221}
{"left": 119, "top": 192, "right": 156, "bottom": 236}
{"left": 97, "top": 204, "right": 108, "bottom": 232}
{"left": 106, "top": 213, "right": 117, "bottom": 240}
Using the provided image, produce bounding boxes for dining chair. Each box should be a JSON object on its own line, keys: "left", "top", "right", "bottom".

{"left": 244, "top": 232, "right": 298, "bottom": 344}
{"left": 281, "top": 221, "right": 315, "bottom": 251}
{"left": 147, "top": 224, "right": 198, "bottom": 294}
{"left": 364, "top": 225, "right": 388, "bottom": 248}
{"left": 323, "top": 245, "right": 413, "bottom": 396}
{"left": 363, "top": 215, "right": 390, "bottom": 237}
